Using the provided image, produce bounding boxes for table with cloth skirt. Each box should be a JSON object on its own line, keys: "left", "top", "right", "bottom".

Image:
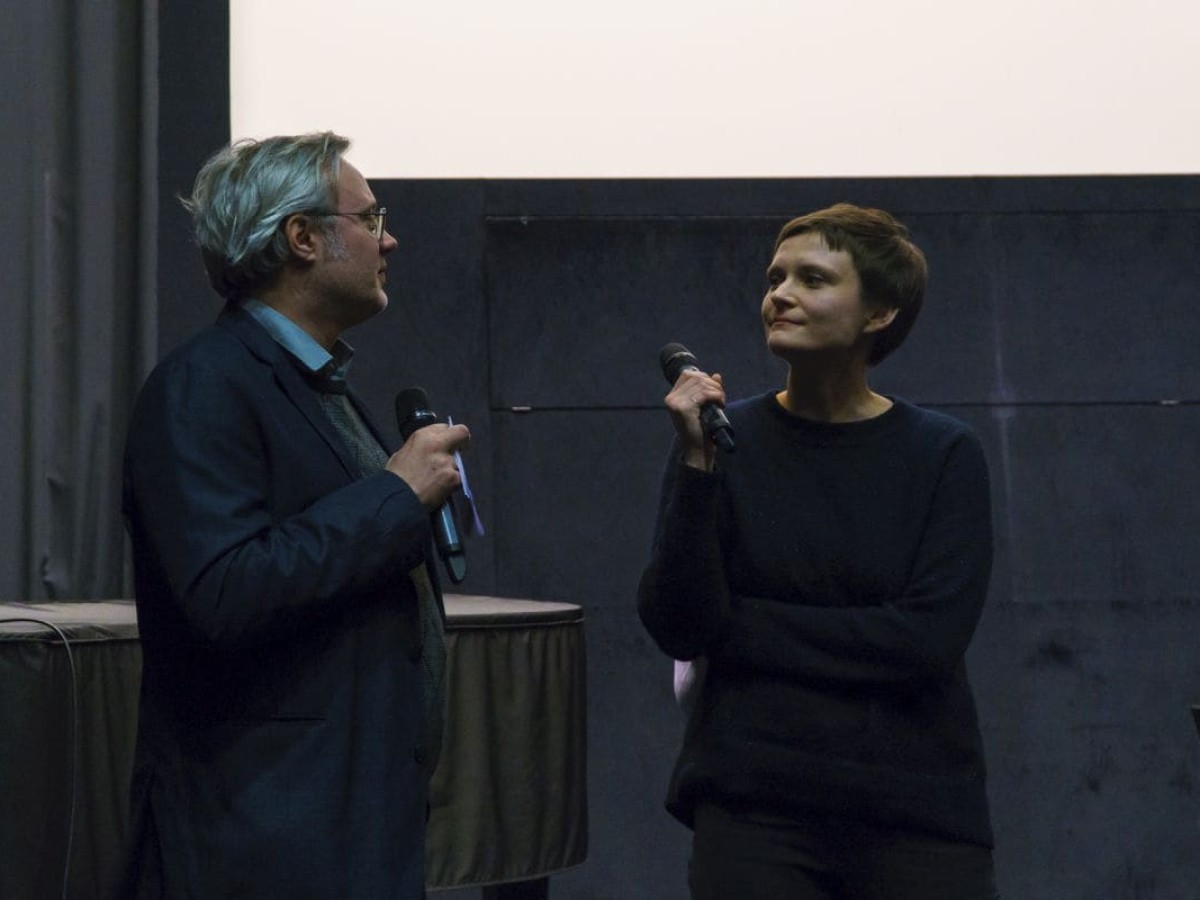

{"left": 0, "top": 595, "right": 587, "bottom": 899}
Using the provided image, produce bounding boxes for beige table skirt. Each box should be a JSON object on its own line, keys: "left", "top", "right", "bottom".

{"left": 0, "top": 595, "right": 588, "bottom": 897}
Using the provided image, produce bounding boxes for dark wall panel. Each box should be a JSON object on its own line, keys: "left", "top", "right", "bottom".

{"left": 966, "top": 405, "right": 1200, "bottom": 895}
{"left": 483, "top": 175, "right": 1200, "bottom": 218}
{"left": 986, "top": 212, "right": 1200, "bottom": 403}
{"left": 485, "top": 217, "right": 782, "bottom": 409}
{"left": 876, "top": 213, "right": 1000, "bottom": 402}
{"left": 490, "top": 409, "right": 666, "bottom": 602}
{"left": 972, "top": 599, "right": 1200, "bottom": 900}
{"left": 483, "top": 208, "right": 1200, "bottom": 409}
{"left": 962, "top": 404, "right": 1199, "bottom": 606}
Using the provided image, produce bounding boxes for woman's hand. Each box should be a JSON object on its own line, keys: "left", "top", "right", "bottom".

{"left": 664, "top": 369, "right": 726, "bottom": 472}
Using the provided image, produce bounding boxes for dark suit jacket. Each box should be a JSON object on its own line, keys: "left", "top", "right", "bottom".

{"left": 122, "top": 303, "right": 437, "bottom": 899}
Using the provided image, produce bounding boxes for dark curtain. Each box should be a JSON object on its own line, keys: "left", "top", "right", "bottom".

{"left": 0, "top": 0, "right": 157, "bottom": 602}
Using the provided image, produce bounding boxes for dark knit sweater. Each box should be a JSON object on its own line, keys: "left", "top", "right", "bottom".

{"left": 638, "top": 392, "right": 995, "bottom": 847}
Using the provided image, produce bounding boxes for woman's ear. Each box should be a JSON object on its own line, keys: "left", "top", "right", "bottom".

{"left": 863, "top": 306, "right": 899, "bottom": 334}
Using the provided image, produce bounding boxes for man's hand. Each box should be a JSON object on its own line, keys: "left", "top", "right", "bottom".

{"left": 386, "top": 423, "right": 471, "bottom": 510}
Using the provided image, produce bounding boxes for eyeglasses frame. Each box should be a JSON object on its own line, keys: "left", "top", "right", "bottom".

{"left": 301, "top": 207, "right": 388, "bottom": 240}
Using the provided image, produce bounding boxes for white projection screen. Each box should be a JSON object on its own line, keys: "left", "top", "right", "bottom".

{"left": 231, "top": 0, "right": 1199, "bottom": 179}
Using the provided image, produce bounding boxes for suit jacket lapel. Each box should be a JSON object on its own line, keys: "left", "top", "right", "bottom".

{"left": 216, "top": 303, "right": 362, "bottom": 481}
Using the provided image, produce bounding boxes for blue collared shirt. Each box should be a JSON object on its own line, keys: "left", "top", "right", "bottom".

{"left": 242, "top": 298, "right": 354, "bottom": 389}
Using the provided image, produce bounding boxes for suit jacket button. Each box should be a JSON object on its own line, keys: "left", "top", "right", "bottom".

{"left": 414, "top": 747, "right": 426, "bottom": 764}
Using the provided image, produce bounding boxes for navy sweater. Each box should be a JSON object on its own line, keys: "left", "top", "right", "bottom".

{"left": 638, "top": 392, "right": 994, "bottom": 847}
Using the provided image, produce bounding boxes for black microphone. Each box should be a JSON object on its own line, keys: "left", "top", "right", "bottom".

{"left": 659, "top": 343, "right": 735, "bottom": 452}
{"left": 394, "top": 387, "right": 467, "bottom": 584}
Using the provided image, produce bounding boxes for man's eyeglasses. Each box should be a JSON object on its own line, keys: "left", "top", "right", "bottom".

{"left": 305, "top": 208, "right": 388, "bottom": 240}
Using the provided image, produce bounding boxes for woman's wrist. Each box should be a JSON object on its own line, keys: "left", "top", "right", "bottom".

{"left": 682, "top": 445, "right": 714, "bottom": 472}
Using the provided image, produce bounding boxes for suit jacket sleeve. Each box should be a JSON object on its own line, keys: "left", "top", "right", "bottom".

{"left": 123, "top": 330, "right": 431, "bottom": 652}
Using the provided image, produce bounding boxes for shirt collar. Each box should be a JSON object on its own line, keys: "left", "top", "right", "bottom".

{"left": 242, "top": 298, "right": 355, "bottom": 387}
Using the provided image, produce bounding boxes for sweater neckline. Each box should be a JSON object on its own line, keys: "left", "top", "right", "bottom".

{"left": 757, "top": 391, "right": 908, "bottom": 446}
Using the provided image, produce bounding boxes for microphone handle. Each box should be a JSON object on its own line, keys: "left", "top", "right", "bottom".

{"left": 699, "top": 404, "right": 735, "bottom": 451}
{"left": 680, "top": 364, "right": 736, "bottom": 452}
{"left": 434, "top": 504, "right": 466, "bottom": 581}
{"left": 396, "top": 393, "right": 467, "bottom": 584}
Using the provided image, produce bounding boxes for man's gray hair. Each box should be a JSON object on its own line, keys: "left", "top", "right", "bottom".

{"left": 181, "top": 131, "right": 351, "bottom": 300}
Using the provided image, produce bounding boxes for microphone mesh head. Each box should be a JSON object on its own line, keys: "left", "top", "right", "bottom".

{"left": 395, "top": 387, "right": 433, "bottom": 436}
{"left": 659, "top": 343, "right": 697, "bottom": 385}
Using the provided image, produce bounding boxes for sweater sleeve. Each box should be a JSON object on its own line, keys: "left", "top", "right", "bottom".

{"left": 715, "top": 431, "right": 993, "bottom": 685}
{"left": 637, "top": 450, "right": 733, "bottom": 661}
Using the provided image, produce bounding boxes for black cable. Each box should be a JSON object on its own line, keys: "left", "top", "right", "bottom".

{"left": 0, "top": 618, "right": 79, "bottom": 900}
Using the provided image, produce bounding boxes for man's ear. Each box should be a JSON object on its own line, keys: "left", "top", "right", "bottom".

{"left": 863, "top": 306, "right": 899, "bottom": 334}
{"left": 282, "top": 213, "right": 320, "bottom": 263}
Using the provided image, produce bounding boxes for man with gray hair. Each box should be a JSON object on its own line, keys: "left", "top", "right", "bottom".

{"left": 121, "top": 132, "right": 468, "bottom": 897}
